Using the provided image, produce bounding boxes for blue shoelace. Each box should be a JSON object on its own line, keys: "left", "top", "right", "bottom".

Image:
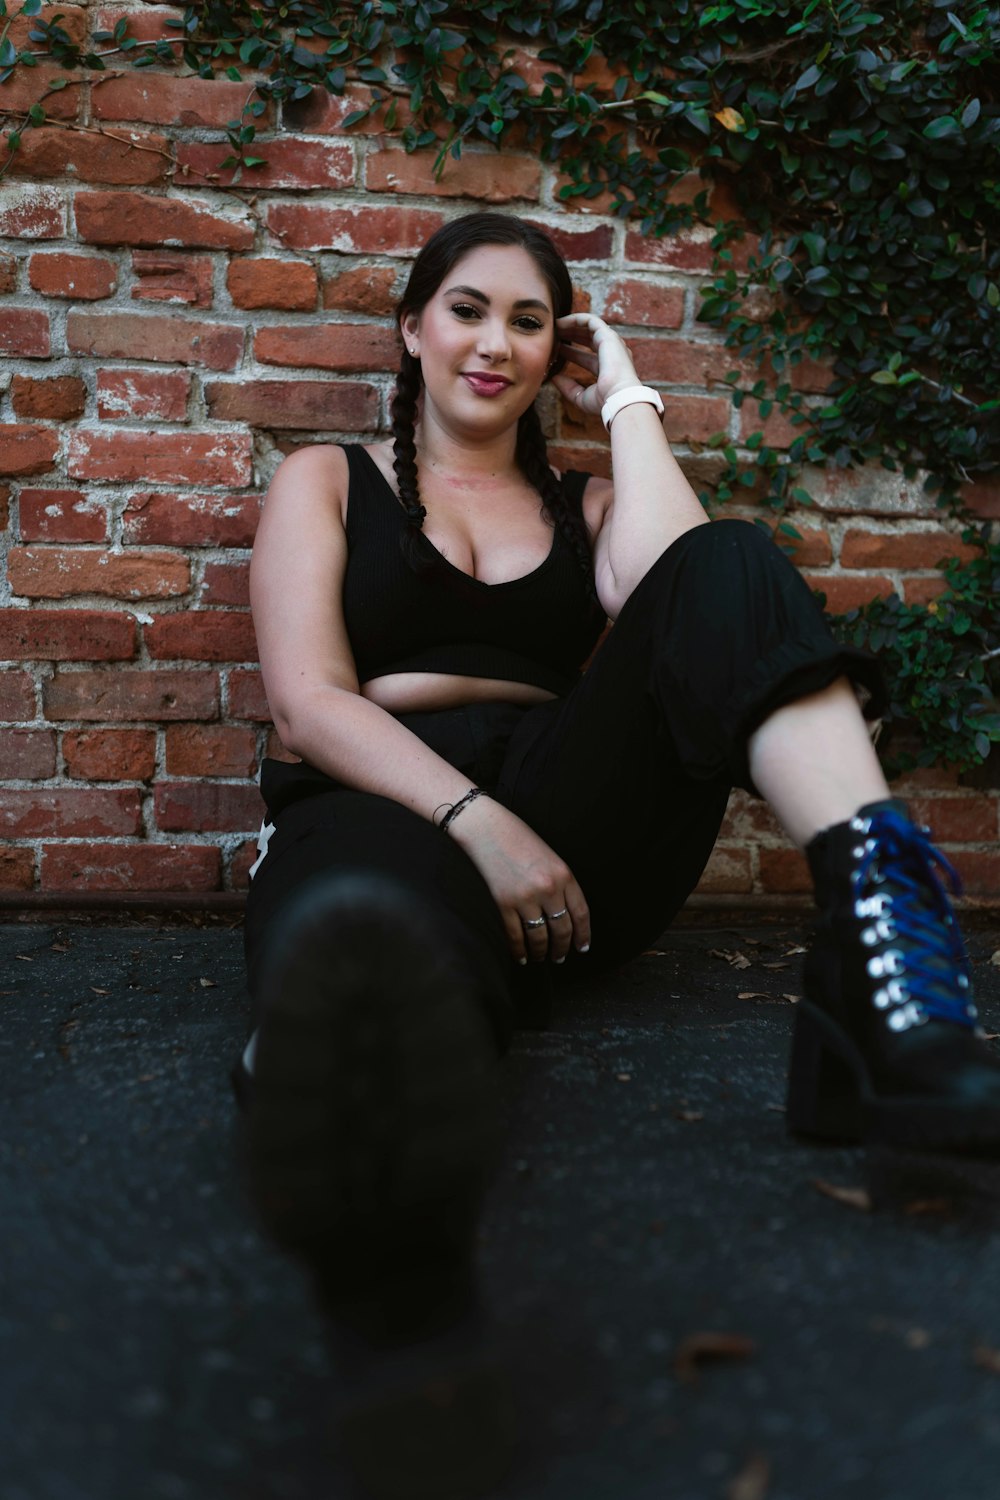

{"left": 853, "top": 807, "right": 976, "bottom": 1029}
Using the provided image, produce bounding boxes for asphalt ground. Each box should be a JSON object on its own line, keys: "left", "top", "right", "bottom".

{"left": 4, "top": 913, "right": 1000, "bottom": 1500}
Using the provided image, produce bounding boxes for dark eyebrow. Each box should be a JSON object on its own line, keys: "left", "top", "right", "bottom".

{"left": 443, "top": 284, "right": 551, "bottom": 313}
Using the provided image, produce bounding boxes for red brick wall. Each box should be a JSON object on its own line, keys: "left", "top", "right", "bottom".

{"left": 1, "top": 4, "right": 998, "bottom": 901}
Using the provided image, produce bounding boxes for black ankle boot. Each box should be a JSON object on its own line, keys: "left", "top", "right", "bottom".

{"left": 787, "top": 798, "right": 1000, "bottom": 1152}
{"left": 243, "top": 872, "right": 503, "bottom": 1347}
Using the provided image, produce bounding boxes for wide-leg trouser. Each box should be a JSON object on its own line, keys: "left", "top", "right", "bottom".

{"left": 243, "top": 521, "right": 885, "bottom": 1057}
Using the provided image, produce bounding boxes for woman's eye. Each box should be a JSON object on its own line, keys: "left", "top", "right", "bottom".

{"left": 451, "top": 303, "right": 481, "bottom": 319}
{"left": 515, "top": 316, "right": 544, "bottom": 332}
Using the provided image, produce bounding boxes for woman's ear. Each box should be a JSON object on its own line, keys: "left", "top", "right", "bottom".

{"left": 400, "top": 309, "right": 420, "bottom": 356}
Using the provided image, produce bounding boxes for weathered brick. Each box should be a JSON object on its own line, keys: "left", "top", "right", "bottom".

{"left": 177, "top": 137, "right": 355, "bottom": 191}
{"left": 0, "top": 308, "right": 50, "bottom": 357}
{"left": 9, "top": 547, "right": 190, "bottom": 601}
{"left": 902, "top": 576, "right": 948, "bottom": 605}
{"left": 740, "top": 397, "right": 803, "bottom": 449}
{"left": 28, "top": 251, "right": 118, "bottom": 300}
{"left": 0, "top": 728, "right": 56, "bottom": 779}
{"left": 230, "top": 837, "right": 259, "bottom": 890}
{"left": 200, "top": 561, "right": 250, "bottom": 606}
{"left": 560, "top": 391, "right": 729, "bottom": 446}
{"left": 165, "top": 724, "right": 257, "bottom": 777}
{"left": 0, "top": 787, "right": 141, "bottom": 837}
{"left": 629, "top": 336, "right": 743, "bottom": 387}
{"left": 228, "top": 258, "right": 318, "bottom": 312}
{"left": 96, "top": 370, "right": 191, "bottom": 421}
{"left": 266, "top": 203, "right": 444, "bottom": 255}
{"left": 808, "top": 466, "right": 941, "bottom": 518}
{"left": 7, "top": 4, "right": 88, "bottom": 50}
{"left": 524, "top": 219, "right": 613, "bottom": 262}
{"left": 546, "top": 443, "right": 611, "bottom": 480}
{"left": 62, "top": 728, "right": 156, "bottom": 781}
{"left": 123, "top": 491, "right": 260, "bottom": 548}
{"left": 68, "top": 429, "right": 252, "bottom": 486}
{"left": 963, "top": 477, "right": 1000, "bottom": 519}
{"left": 322, "top": 264, "right": 399, "bottom": 317}
{"left": 0, "top": 848, "right": 35, "bottom": 890}
{"left": 367, "top": 147, "right": 540, "bottom": 203}
{"left": 949, "top": 850, "right": 1000, "bottom": 896}
{"left": 45, "top": 669, "right": 219, "bottom": 722}
{"left": 0, "top": 608, "right": 136, "bottom": 660}
{"left": 0, "top": 65, "right": 81, "bottom": 121}
{"left": 8, "top": 126, "right": 168, "bottom": 186}
{"left": 805, "top": 573, "right": 894, "bottom": 613}
{"left": 154, "top": 781, "right": 262, "bottom": 833}
{"left": 765, "top": 523, "right": 833, "bottom": 568}
{"left": 130, "top": 250, "right": 214, "bottom": 307}
{"left": 254, "top": 324, "right": 400, "bottom": 373}
{"left": 604, "top": 279, "right": 685, "bottom": 329}
{"left": 0, "top": 254, "right": 17, "bottom": 294}
{"left": 92, "top": 74, "right": 262, "bottom": 129}
{"left": 910, "top": 795, "right": 999, "bottom": 845}
{"left": 0, "top": 425, "right": 59, "bottom": 477}
{"left": 284, "top": 84, "right": 407, "bottom": 136}
{"left": 11, "top": 375, "right": 86, "bottom": 420}
{"left": 204, "top": 378, "right": 378, "bottom": 430}
{"left": 75, "top": 190, "right": 253, "bottom": 251}
{"left": 20, "top": 490, "right": 106, "bottom": 543}
{"left": 228, "top": 670, "right": 270, "bottom": 721}
{"left": 67, "top": 310, "right": 243, "bottom": 370}
{"left": 0, "top": 184, "right": 67, "bottom": 239}
{"left": 840, "top": 528, "right": 981, "bottom": 570}
{"left": 145, "top": 611, "right": 258, "bottom": 662}
{"left": 625, "top": 226, "right": 715, "bottom": 273}
{"left": 0, "top": 484, "right": 7, "bottom": 530}
{"left": 95, "top": 6, "right": 180, "bottom": 44}
{"left": 759, "top": 846, "right": 812, "bottom": 893}
{"left": 692, "top": 843, "right": 753, "bottom": 894}
{"left": 0, "top": 671, "right": 35, "bottom": 719}
{"left": 41, "top": 842, "right": 221, "bottom": 893}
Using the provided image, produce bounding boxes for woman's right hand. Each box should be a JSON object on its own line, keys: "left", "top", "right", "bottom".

{"left": 449, "top": 797, "right": 590, "bottom": 964}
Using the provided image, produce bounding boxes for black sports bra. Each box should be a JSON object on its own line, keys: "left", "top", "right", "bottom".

{"left": 340, "top": 445, "right": 607, "bottom": 696}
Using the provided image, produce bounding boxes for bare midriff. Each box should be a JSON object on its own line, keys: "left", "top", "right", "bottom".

{"left": 360, "top": 673, "right": 557, "bottom": 714}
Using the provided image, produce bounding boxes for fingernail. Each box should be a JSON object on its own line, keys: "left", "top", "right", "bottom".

{"left": 554, "top": 956, "right": 566, "bottom": 965}
{"left": 518, "top": 956, "right": 527, "bottom": 966}
{"left": 578, "top": 943, "right": 590, "bottom": 954}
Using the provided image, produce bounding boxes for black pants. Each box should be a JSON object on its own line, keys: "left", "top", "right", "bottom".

{"left": 243, "top": 522, "right": 885, "bottom": 1056}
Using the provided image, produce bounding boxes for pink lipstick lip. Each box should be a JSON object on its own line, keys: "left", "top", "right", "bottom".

{"left": 462, "top": 371, "right": 512, "bottom": 395}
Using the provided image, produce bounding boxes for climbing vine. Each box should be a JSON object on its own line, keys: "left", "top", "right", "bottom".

{"left": 1, "top": 0, "right": 998, "bottom": 771}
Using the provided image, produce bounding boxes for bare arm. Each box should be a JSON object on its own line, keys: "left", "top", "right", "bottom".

{"left": 554, "top": 312, "right": 709, "bottom": 620}
{"left": 250, "top": 444, "right": 591, "bottom": 962}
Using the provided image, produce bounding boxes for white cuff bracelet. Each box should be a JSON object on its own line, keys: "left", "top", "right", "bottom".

{"left": 600, "top": 385, "right": 665, "bottom": 430}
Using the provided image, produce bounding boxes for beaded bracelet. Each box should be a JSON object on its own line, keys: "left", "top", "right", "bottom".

{"left": 435, "top": 786, "right": 488, "bottom": 834}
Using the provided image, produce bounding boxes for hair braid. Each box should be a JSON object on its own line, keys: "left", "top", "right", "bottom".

{"left": 390, "top": 350, "right": 426, "bottom": 527}
{"left": 516, "top": 403, "right": 600, "bottom": 607}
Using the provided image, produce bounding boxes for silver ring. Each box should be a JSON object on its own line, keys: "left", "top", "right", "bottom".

{"left": 546, "top": 908, "right": 569, "bottom": 921}
{"left": 522, "top": 915, "right": 547, "bottom": 929}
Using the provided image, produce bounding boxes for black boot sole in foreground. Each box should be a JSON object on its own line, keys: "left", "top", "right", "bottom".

{"left": 787, "top": 999, "right": 1000, "bottom": 1155}
{"left": 245, "top": 871, "right": 503, "bottom": 1344}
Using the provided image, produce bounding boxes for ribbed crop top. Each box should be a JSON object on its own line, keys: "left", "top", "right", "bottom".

{"left": 340, "top": 445, "right": 608, "bottom": 696}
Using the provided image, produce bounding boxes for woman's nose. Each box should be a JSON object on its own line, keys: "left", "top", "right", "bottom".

{"left": 477, "top": 319, "right": 511, "bottom": 361}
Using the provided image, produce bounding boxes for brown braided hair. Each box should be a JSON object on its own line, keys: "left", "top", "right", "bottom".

{"left": 390, "top": 212, "right": 597, "bottom": 599}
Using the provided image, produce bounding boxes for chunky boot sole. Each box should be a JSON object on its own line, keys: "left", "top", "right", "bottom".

{"left": 787, "top": 1001, "right": 1000, "bottom": 1154}
{"left": 245, "top": 873, "right": 502, "bottom": 1348}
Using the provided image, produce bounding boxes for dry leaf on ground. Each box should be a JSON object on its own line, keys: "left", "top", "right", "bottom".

{"left": 760, "top": 962, "right": 789, "bottom": 971}
{"left": 710, "top": 948, "right": 753, "bottom": 970}
{"left": 674, "top": 1108, "right": 705, "bottom": 1122}
{"left": 199, "top": 977, "right": 217, "bottom": 988}
{"left": 674, "top": 1331, "right": 756, "bottom": 1384}
{"left": 814, "top": 1178, "right": 872, "bottom": 1212}
{"left": 90, "top": 987, "right": 109, "bottom": 996}
{"left": 990, "top": 951, "right": 1000, "bottom": 967}
{"left": 904, "top": 1198, "right": 953, "bottom": 1216}
{"left": 727, "top": 1451, "right": 772, "bottom": 1500}
{"left": 738, "top": 991, "right": 772, "bottom": 1001}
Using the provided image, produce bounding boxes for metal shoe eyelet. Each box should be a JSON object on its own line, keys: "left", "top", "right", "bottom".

{"left": 886, "top": 979, "right": 907, "bottom": 1003}
{"left": 850, "top": 816, "right": 872, "bottom": 833}
{"left": 958, "top": 974, "right": 969, "bottom": 988}
{"left": 873, "top": 988, "right": 891, "bottom": 1009}
{"left": 875, "top": 917, "right": 897, "bottom": 941}
{"left": 852, "top": 845, "right": 867, "bottom": 859}
{"left": 861, "top": 926, "right": 879, "bottom": 946}
{"left": 888, "top": 1009, "right": 908, "bottom": 1032}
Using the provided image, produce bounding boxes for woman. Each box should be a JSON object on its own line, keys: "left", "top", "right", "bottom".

{"left": 236, "top": 211, "right": 1000, "bottom": 1353}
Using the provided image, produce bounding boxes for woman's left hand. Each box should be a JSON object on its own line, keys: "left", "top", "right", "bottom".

{"left": 551, "top": 312, "right": 642, "bottom": 418}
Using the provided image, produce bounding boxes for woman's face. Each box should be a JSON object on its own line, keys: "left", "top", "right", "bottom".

{"left": 400, "top": 243, "right": 557, "bottom": 436}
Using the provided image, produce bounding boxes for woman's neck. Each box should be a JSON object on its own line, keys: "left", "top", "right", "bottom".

{"left": 416, "top": 409, "right": 520, "bottom": 484}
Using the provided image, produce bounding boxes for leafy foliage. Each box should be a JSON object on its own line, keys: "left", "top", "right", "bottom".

{"left": 1, "top": 0, "right": 998, "bottom": 768}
